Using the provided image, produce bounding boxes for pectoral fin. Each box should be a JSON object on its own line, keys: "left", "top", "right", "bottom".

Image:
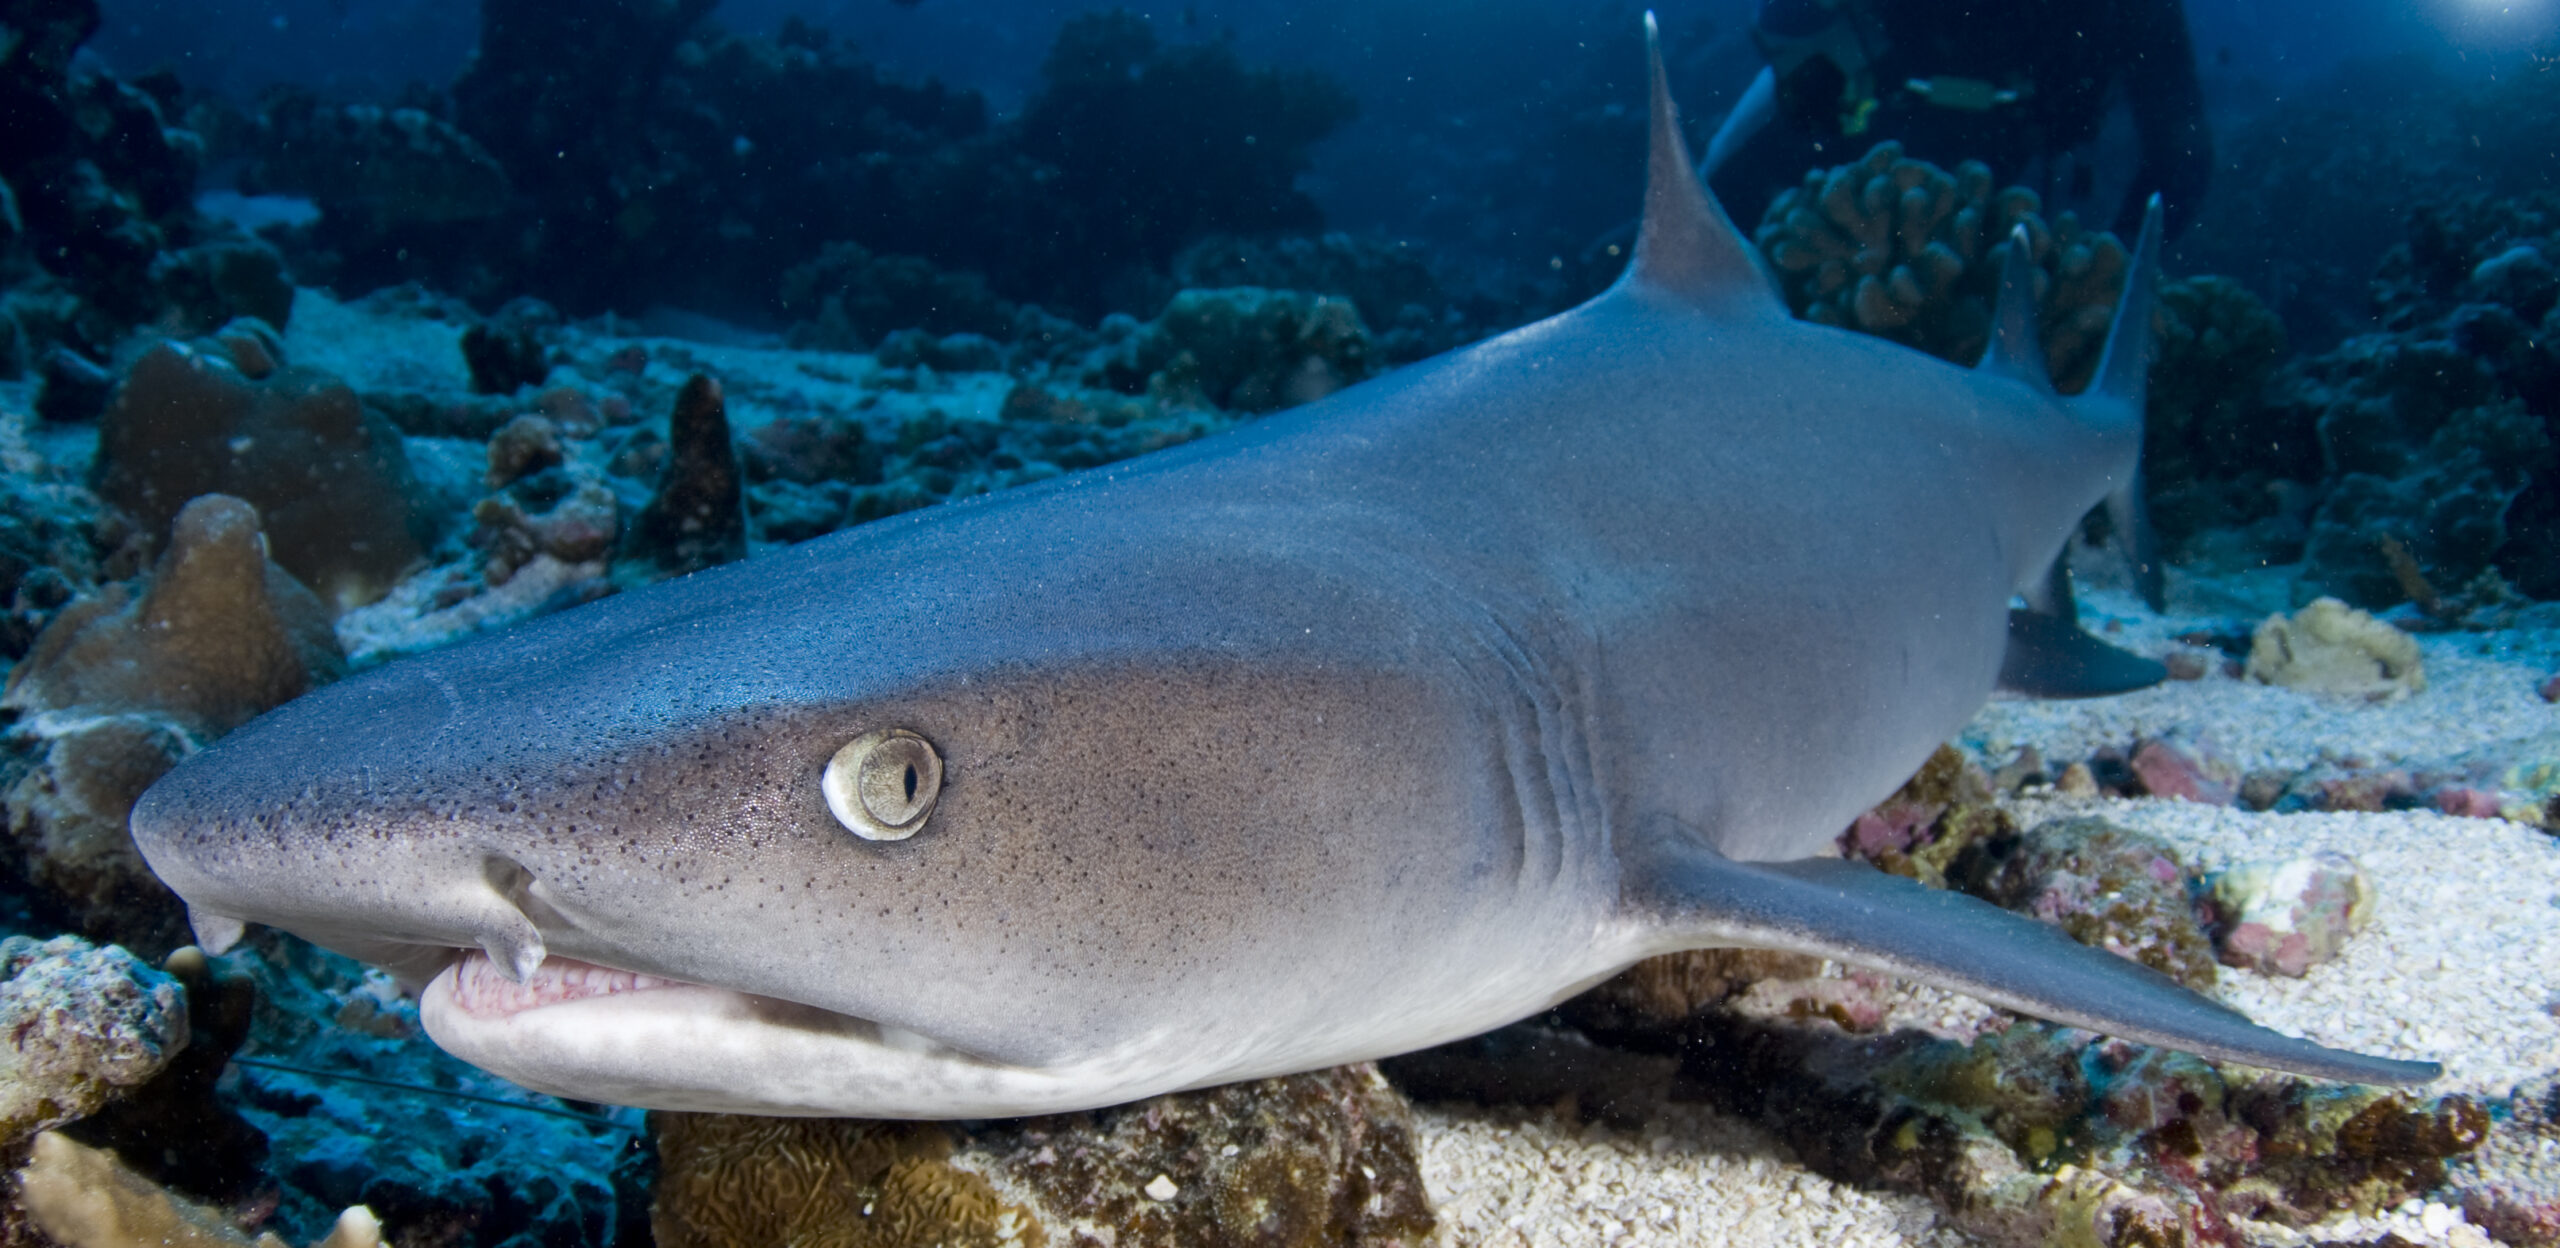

{"left": 1625, "top": 836, "right": 2439, "bottom": 1086}
{"left": 2000, "top": 556, "right": 2166, "bottom": 697}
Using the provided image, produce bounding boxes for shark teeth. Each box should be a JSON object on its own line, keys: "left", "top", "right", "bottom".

{"left": 444, "top": 950, "right": 678, "bottom": 1019}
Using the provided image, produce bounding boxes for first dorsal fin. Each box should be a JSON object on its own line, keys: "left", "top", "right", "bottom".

{"left": 1979, "top": 225, "right": 2053, "bottom": 392}
{"left": 1624, "top": 12, "right": 1783, "bottom": 311}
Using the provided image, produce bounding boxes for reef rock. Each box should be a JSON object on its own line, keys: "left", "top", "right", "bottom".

{"left": 2207, "top": 851, "right": 2377, "bottom": 977}
{"left": 625, "top": 374, "right": 745, "bottom": 575}
{"left": 2245, "top": 597, "right": 2426, "bottom": 701}
{"left": 245, "top": 90, "right": 512, "bottom": 231}
{"left": 482, "top": 414, "right": 564, "bottom": 489}
{"left": 2140, "top": 276, "right": 2318, "bottom": 569}
{"left": 651, "top": 1065, "right": 1434, "bottom": 1248}
{"left": 1173, "top": 232, "right": 1462, "bottom": 364}
{"left": 93, "top": 336, "right": 435, "bottom": 609}
{"left": 1752, "top": 142, "right": 2126, "bottom": 390}
{"left": 2127, "top": 733, "right": 2241, "bottom": 806}
{"left": 473, "top": 465, "right": 619, "bottom": 586}
{"left": 59, "top": 947, "right": 268, "bottom": 1207}
{"left": 2249, "top": 191, "right": 2560, "bottom": 603}
{"left": 1085, "top": 287, "right": 1373, "bottom": 413}
{"left": 779, "top": 243, "right": 1020, "bottom": 353}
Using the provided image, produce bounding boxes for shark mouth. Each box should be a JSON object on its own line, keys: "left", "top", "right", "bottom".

{"left": 435, "top": 950, "right": 685, "bottom": 1020}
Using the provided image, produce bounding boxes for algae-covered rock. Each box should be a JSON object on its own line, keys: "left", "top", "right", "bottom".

{"left": 93, "top": 337, "right": 435, "bottom": 609}
{"left": 652, "top": 1065, "right": 1433, "bottom": 1248}
{"left": 1957, "top": 816, "right": 2219, "bottom": 992}
{"left": 15, "top": 1130, "right": 381, "bottom": 1248}
{"left": 473, "top": 465, "right": 618, "bottom": 586}
{"left": 0, "top": 936, "right": 183, "bottom": 1148}
{"left": 2245, "top": 597, "right": 2426, "bottom": 701}
{"left": 1752, "top": 142, "right": 2126, "bottom": 390}
{"left": 2207, "top": 851, "right": 2376, "bottom": 977}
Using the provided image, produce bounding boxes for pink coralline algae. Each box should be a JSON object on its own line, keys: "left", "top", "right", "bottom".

{"left": 2207, "top": 852, "right": 2377, "bottom": 978}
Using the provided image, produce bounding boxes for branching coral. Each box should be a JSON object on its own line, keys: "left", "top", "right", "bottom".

{"left": 1753, "top": 142, "right": 2128, "bottom": 390}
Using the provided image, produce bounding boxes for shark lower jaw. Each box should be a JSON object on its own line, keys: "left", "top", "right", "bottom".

{"left": 414, "top": 951, "right": 1175, "bottom": 1118}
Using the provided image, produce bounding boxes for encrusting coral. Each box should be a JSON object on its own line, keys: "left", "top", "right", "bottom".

{"left": 652, "top": 1065, "right": 1434, "bottom": 1248}
{"left": 1752, "top": 142, "right": 2127, "bottom": 390}
{"left": 14, "top": 1131, "right": 381, "bottom": 1248}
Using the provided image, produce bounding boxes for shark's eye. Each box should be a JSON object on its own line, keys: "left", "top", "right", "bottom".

{"left": 822, "top": 728, "right": 942, "bottom": 841}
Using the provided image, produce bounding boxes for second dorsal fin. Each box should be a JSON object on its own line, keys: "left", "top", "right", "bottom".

{"left": 1624, "top": 12, "right": 1783, "bottom": 312}
{"left": 1979, "top": 225, "right": 2053, "bottom": 392}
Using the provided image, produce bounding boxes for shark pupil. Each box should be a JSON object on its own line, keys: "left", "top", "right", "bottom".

{"left": 904, "top": 765, "right": 918, "bottom": 801}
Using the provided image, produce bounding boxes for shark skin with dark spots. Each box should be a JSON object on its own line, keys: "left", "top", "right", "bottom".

{"left": 130, "top": 19, "right": 2438, "bottom": 1117}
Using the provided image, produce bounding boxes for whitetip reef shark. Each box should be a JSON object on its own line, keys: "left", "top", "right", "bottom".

{"left": 132, "top": 17, "right": 2437, "bottom": 1117}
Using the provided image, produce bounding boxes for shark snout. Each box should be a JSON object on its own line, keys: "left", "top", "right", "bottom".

{"left": 131, "top": 746, "right": 568, "bottom": 987}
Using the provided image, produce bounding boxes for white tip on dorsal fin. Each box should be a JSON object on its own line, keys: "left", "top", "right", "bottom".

{"left": 1979, "top": 225, "right": 2053, "bottom": 393}
{"left": 2086, "top": 194, "right": 2164, "bottom": 408}
{"left": 1625, "top": 12, "right": 1782, "bottom": 311}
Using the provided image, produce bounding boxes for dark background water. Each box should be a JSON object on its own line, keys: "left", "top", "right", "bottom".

{"left": 86, "top": 0, "right": 2560, "bottom": 240}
